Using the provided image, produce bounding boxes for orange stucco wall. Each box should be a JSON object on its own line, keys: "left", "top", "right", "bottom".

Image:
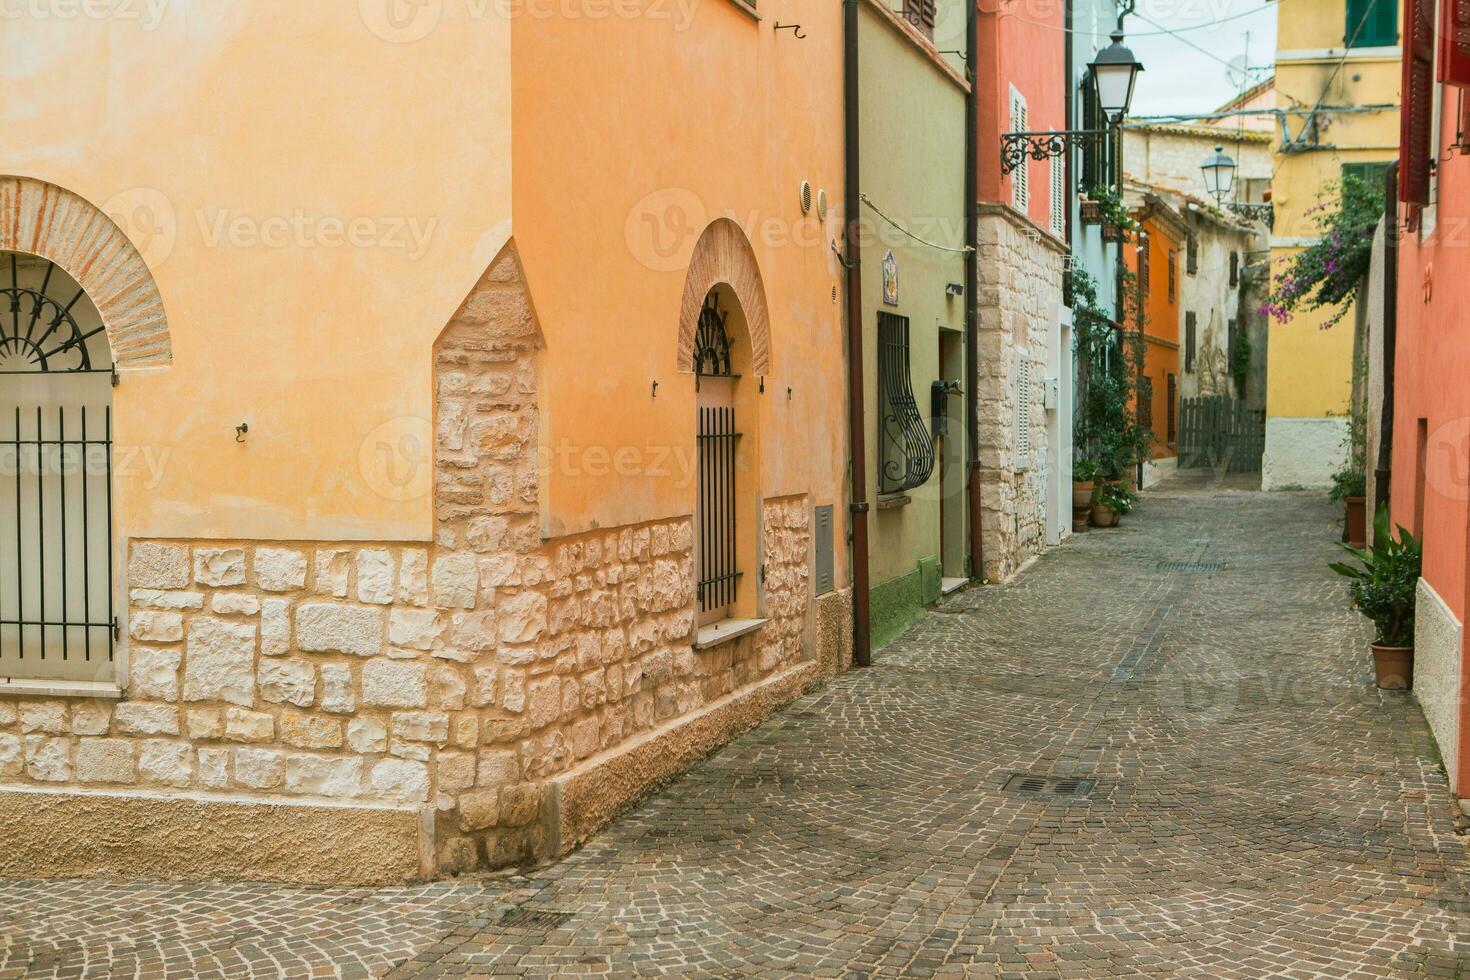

{"left": 511, "top": 6, "right": 847, "bottom": 570}
{"left": 1394, "top": 94, "right": 1470, "bottom": 795}
{"left": 1127, "top": 216, "right": 1180, "bottom": 458}
{"left": 1, "top": 6, "right": 513, "bottom": 543}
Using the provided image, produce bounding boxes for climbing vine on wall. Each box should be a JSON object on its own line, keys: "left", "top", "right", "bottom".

{"left": 1260, "top": 173, "right": 1382, "bottom": 330}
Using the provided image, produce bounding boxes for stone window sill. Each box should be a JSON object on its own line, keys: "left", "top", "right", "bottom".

{"left": 0, "top": 679, "right": 124, "bottom": 700}
{"left": 694, "top": 618, "right": 768, "bottom": 650}
{"left": 877, "top": 494, "right": 911, "bottom": 510}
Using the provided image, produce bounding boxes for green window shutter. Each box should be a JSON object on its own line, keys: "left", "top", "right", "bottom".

{"left": 1081, "top": 75, "right": 1099, "bottom": 190}
{"left": 1347, "top": 0, "right": 1398, "bottom": 46}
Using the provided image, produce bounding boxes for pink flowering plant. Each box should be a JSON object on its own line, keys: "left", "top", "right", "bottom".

{"left": 1261, "top": 173, "right": 1382, "bottom": 329}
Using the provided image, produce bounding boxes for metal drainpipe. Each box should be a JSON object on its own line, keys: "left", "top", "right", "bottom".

{"left": 844, "top": 0, "right": 872, "bottom": 668}
{"left": 965, "top": 0, "right": 983, "bottom": 581}
{"left": 1374, "top": 160, "right": 1399, "bottom": 517}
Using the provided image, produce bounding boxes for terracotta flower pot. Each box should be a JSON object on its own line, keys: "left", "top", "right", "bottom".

{"left": 1091, "top": 503, "right": 1118, "bottom": 528}
{"left": 1345, "top": 496, "right": 1366, "bottom": 548}
{"left": 1072, "top": 508, "right": 1090, "bottom": 532}
{"left": 1371, "top": 644, "right": 1413, "bottom": 690}
{"left": 1080, "top": 200, "right": 1103, "bottom": 225}
{"left": 1072, "top": 481, "right": 1095, "bottom": 509}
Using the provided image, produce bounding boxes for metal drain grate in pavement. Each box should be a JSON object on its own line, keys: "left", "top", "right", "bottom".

{"left": 1158, "top": 560, "right": 1226, "bottom": 572}
{"left": 498, "top": 907, "right": 577, "bottom": 930}
{"left": 1003, "top": 774, "right": 1096, "bottom": 798}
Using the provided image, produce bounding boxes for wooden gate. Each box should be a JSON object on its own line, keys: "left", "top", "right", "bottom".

{"left": 1178, "top": 395, "right": 1264, "bottom": 472}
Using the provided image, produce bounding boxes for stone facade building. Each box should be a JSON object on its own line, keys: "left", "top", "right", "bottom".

{"left": 974, "top": 207, "right": 1067, "bottom": 582}
{"left": 0, "top": 9, "right": 852, "bottom": 884}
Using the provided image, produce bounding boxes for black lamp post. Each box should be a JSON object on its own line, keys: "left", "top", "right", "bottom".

{"left": 1001, "top": 33, "right": 1145, "bottom": 175}
{"left": 1091, "top": 32, "right": 1144, "bottom": 124}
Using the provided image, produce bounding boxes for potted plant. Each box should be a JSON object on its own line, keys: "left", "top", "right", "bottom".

{"left": 1329, "top": 505, "right": 1421, "bottom": 690}
{"left": 1079, "top": 198, "right": 1104, "bottom": 226}
{"left": 1088, "top": 186, "right": 1139, "bottom": 242}
{"left": 1072, "top": 459, "right": 1097, "bottom": 532}
{"left": 1330, "top": 467, "right": 1367, "bottom": 548}
{"left": 1073, "top": 459, "right": 1098, "bottom": 509}
{"left": 1091, "top": 483, "right": 1136, "bottom": 528}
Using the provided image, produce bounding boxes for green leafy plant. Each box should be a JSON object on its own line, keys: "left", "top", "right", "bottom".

{"left": 1085, "top": 185, "right": 1140, "bottom": 233}
{"left": 1072, "top": 268, "right": 1153, "bottom": 482}
{"left": 1074, "top": 459, "right": 1099, "bottom": 483}
{"left": 1329, "top": 505, "right": 1421, "bottom": 647}
{"left": 1329, "top": 467, "right": 1366, "bottom": 502}
{"left": 1097, "top": 482, "right": 1137, "bottom": 514}
{"left": 1229, "top": 327, "right": 1250, "bottom": 399}
{"left": 1261, "top": 172, "right": 1382, "bottom": 329}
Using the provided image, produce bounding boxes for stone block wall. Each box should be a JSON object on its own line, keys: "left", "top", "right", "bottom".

{"left": 975, "top": 206, "right": 1065, "bottom": 583}
{"left": 0, "top": 244, "right": 826, "bottom": 878}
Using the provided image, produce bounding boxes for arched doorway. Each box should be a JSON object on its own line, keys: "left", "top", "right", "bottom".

{"left": 0, "top": 250, "right": 116, "bottom": 681}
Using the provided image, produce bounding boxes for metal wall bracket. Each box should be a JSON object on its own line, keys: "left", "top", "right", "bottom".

{"left": 1000, "top": 129, "right": 1112, "bottom": 176}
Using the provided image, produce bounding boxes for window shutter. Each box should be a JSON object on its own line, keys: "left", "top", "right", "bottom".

{"left": 903, "top": 0, "right": 936, "bottom": 39}
{"left": 1185, "top": 312, "right": 1197, "bottom": 372}
{"left": 1229, "top": 251, "right": 1239, "bottom": 286}
{"left": 1011, "top": 91, "right": 1029, "bottom": 211}
{"left": 1442, "top": 0, "right": 1470, "bottom": 85}
{"left": 1348, "top": 0, "right": 1399, "bottom": 44}
{"left": 1186, "top": 231, "right": 1199, "bottom": 274}
{"left": 1050, "top": 157, "right": 1065, "bottom": 236}
{"left": 1016, "top": 351, "right": 1032, "bottom": 467}
{"left": 1402, "top": 0, "right": 1437, "bottom": 204}
{"left": 1081, "top": 76, "right": 1099, "bottom": 190}
{"left": 1139, "top": 238, "right": 1150, "bottom": 294}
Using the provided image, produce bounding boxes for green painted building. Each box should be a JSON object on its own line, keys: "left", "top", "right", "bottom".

{"left": 857, "top": 0, "right": 971, "bottom": 646}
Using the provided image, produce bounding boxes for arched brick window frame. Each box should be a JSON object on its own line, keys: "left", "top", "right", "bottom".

{"left": 676, "top": 218, "right": 771, "bottom": 376}
{"left": 0, "top": 176, "right": 171, "bottom": 370}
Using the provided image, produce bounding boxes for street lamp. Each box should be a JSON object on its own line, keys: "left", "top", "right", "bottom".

{"left": 1001, "top": 31, "right": 1145, "bottom": 175}
{"left": 1090, "top": 32, "right": 1145, "bottom": 123}
{"left": 1199, "top": 144, "right": 1274, "bottom": 225}
{"left": 1201, "top": 145, "right": 1237, "bottom": 202}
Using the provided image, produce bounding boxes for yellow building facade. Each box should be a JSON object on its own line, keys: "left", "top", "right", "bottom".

{"left": 1264, "top": 0, "right": 1401, "bottom": 488}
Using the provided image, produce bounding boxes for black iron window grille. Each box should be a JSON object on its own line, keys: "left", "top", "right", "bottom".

{"left": 1, "top": 252, "right": 116, "bottom": 680}
{"left": 902, "top": 0, "right": 936, "bottom": 38}
{"left": 1, "top": 256, "right": 112, "bottom": 376}
{"left": 877, "top": 312, "right": 935, "bottom": 495}
{"left": 694, "top": 295, "right": 741, "bottom": 619}
{"left": 1, "top": 407, "right": 116, "bottom": 674}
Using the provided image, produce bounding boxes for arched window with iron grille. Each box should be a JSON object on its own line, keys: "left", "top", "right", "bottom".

{"left": 0, "top": 251, "right": 116, "bottom": 682}
{"left": 694, "top": 291, "right": 743, "bottom": 626}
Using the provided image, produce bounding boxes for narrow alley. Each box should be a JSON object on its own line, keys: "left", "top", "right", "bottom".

{"left": 4, "top": 478, "right": 1467, "bottom": 978}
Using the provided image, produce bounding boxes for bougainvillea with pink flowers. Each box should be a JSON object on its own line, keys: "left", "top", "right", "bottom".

{"left": 1261, "top": 173, "right": 1382, "bottom": 329}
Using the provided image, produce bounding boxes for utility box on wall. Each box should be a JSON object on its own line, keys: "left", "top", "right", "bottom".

{"left": 814, "top": 504, "right": 834, "bottom": 595}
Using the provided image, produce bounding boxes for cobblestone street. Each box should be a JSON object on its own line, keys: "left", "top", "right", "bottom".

{"left": 4, "top": 479, "right": 1470, "bottom": 978}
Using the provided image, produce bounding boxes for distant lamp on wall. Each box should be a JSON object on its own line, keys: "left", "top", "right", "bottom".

{"left": 1201, "top": 145, "right": 1237, "bottom": 202}
{"left": 1089, "top": 32, "right": 1145, "bottom": 122}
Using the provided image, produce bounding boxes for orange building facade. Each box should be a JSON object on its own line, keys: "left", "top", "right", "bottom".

{"left": 0, "top": 6, "right": 854, "bottom": 884}
{"left": 1126, "top": 199, "right": 1185, "bottom": 469}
